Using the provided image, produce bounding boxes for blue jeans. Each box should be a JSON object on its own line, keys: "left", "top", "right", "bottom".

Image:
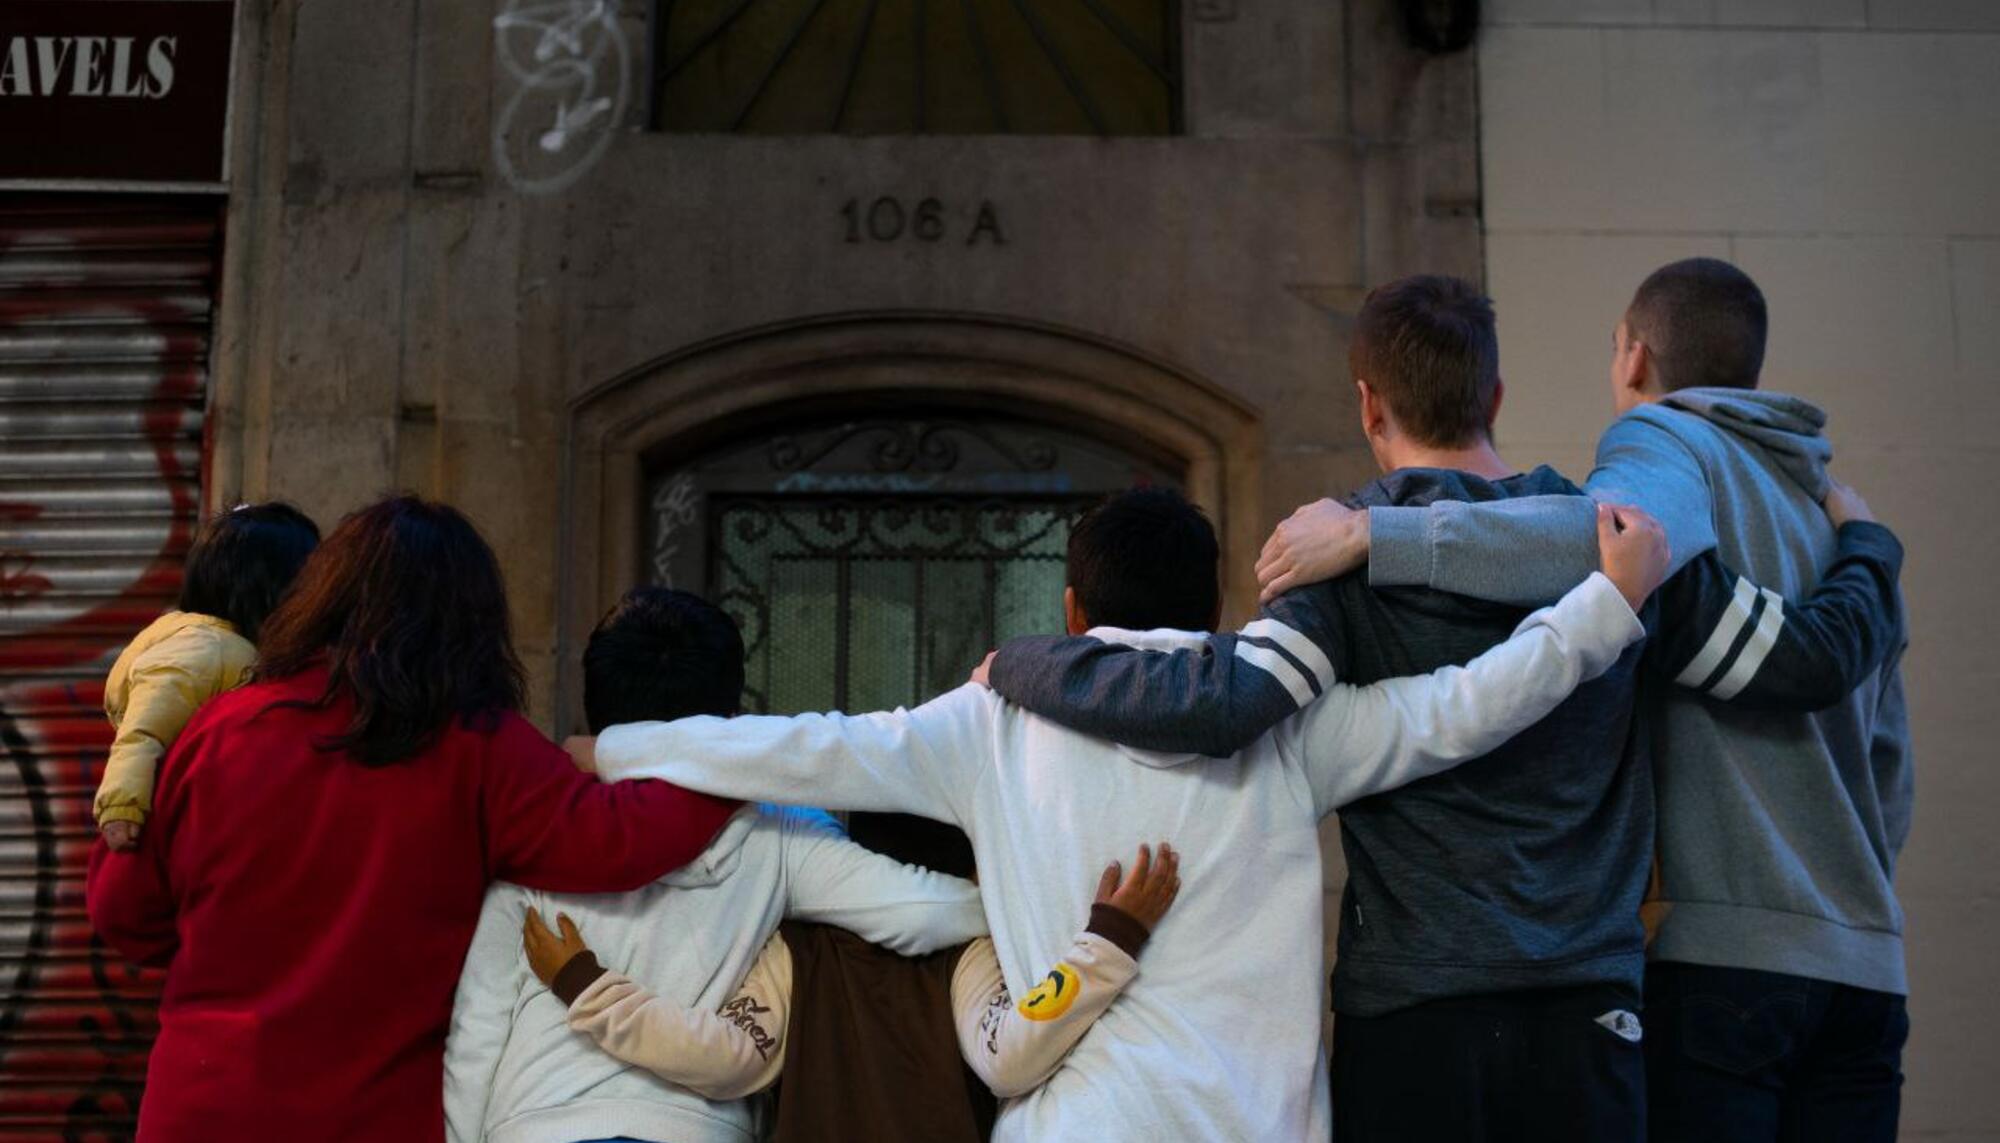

{"left": 1645, "top": 962, "right": 1908, "bottom": 1143}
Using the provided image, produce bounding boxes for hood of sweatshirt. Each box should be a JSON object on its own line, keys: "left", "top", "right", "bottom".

{"left": 656, "top": 804, "right": 758, "bottom": 888}
{"left": 1083, "top": 625, "right": 1217, "bottom": 769}
{"left": 1658, "top": 387, "right": 1832, "bottom": 500}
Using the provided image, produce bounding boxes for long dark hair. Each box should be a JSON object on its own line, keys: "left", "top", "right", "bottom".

{"left": 177, "top": 502, "right": 321, "bottom": 643}
{"left": 255, "top": 495, "right": 525, "bottom": 766}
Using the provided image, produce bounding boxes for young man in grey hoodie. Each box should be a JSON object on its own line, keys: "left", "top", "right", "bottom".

{"left": 1253, "top": 258, "right": 1914, "bottom": 1143}
{"left": 981, "top": 272, "right": 1906, "bottom": 1143}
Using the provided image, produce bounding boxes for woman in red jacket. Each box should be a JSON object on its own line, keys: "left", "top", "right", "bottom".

{"left": 86, "top": 495, "right": 738, "bottom": 1143}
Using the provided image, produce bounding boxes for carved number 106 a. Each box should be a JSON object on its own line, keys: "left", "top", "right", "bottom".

{"left": 840, "top": 197, "right": 1006, "bottom": 246}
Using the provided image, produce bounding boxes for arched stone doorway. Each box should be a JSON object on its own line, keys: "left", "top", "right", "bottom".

{"left": 559, "top": 312, "right": 1263, "bottom": 728}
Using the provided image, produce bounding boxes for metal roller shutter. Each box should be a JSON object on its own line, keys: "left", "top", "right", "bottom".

{"left": 0, "top": 195, "right": 222, "bottom": 1142}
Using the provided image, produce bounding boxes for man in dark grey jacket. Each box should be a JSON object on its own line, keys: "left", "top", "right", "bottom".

{"left": 983, "top": 273, "right": 1905, "bottom": 1143}
{"left": 1252, "top": 260, "right": 1913, "bottom": 1143}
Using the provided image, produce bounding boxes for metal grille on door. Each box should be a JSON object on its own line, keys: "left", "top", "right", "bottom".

{"left": 0, "top": 196, "right": 222, "bottom": 1141}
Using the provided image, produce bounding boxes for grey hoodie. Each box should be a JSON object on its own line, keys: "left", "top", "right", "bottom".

{"left": 1367, "top": 390, "right": 1914, "bottom": 995}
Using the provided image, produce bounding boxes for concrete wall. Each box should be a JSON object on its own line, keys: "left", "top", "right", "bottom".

{"left": 205, "top": 0, "right": 1481, "bottom": 1000}
{"left": 1478, "top": 1, "right": 2000, "bottom": 1137}
{"left": 208, "top": 0, "right": 1479, "bottom": 725}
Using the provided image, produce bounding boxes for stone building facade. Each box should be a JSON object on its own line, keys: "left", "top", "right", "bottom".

{"left": 212, "top": 0, "right": 1481, "bottom": 728}
{"left": 1, "top": 2, "right": 1478, "bottom": 1132}
{"left": 11, "top": 0, "right": 1991, "bottom": 1138}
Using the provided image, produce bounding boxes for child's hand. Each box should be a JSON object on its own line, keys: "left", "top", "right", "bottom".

{"left": 101, "top": 820, "right": 141, "bottom": 851}
{"left": 523, "top": 907, "right": 590, "bottom": 987}
{"left": 1095, "top": 842, "right": 1181, "bottom": 931}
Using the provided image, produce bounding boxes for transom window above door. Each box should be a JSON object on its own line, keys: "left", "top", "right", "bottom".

{"left": 647, "top": 0, "right": 1181, "bottom": 135}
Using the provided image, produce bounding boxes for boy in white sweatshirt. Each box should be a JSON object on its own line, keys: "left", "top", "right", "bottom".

{"left": 569, "top": 487, "right": 1673, "bottom": 1142}
{"left": 442, "top": 589, "right": 994, "bottom": 1143}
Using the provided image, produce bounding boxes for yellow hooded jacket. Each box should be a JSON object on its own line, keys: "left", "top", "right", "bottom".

{"left": 97, "top": 611, "right": 257, "bottom": 827}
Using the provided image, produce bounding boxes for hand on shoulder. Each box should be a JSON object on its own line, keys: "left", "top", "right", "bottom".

{"left": 1256, "top": 499, "right": 1369, "bottom": 604}
{"left": 1821, "top": 476, "right": 1876, "bottom": 529}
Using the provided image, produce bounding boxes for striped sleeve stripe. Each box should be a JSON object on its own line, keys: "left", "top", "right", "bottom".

{"left": 1709, "top": 587, "right": 1786, "bottom": 701}
{"left": 1241, "top": 618, "right": 1337, "bottom": 691}
{"left": 1239, "top": 635, "right": 1321, "bottom": 697}
{"left": 1674, "top": 577, "right": 1759, "bottom": 688}
{"left": 1232, "top": 641, "right": 1317, "bottom": 709}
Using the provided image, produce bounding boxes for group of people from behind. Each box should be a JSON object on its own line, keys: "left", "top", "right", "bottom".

{"left": 83, "top": 256, "right": 1910, "bottom": 1143}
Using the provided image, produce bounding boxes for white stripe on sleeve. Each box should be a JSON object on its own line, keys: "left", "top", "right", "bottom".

{"left": 1709, "top": 587, "right": 1786, "bottom": 701}
{"left": 1241, "top": 618, "right": 1337, "bottom": 691}
{"left": 1674, "top": 577, "right": 1759, "bottom": 688}
{"left": 1233, "top": 641, "right": 1316, "bottom": 708}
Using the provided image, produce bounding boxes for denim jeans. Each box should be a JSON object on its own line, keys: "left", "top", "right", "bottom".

{"left": 1645, "top": 961, "right": 1908, "bottom": 1143}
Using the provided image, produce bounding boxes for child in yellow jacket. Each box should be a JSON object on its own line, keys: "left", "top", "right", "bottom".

{"left": 97, "top": 502, "right": 319, "bottom": 850}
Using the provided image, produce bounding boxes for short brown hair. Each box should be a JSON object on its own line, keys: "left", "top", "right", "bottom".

{"left": 1625, "top": 258, "right": 1767, "bottom": 392}
{"left": 1348, "top": 275, "right": 1500, "bottom": 448}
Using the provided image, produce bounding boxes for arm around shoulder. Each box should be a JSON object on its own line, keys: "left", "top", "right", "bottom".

{"left": 987, "top": 583, "right": 1348, "bottom": 759}
{"left": 1651, "top": 521, "right": 1906, "bottom": 710}
{"left": 480, "top": 714, "right": 738, "bottom": 893}
{"left": 1366, "top": 495, "right": 1601, "bottom": 607}
{"left": 1291, "top": 572, "right": 1646, "bottom": 814}
{"left": 595, "top": 686, "right": 994, "bottom": 821}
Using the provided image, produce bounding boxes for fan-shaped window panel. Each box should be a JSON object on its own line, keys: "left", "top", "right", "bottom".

{"left": 649, "top": 0, "right": 1181, "bottom": 135}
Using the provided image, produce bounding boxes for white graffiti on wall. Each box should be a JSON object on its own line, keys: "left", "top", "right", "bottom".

{"left": 492, "top": 0, "right": 629, "bottom": 194}
{"left": 650, "top": 474, "right": 698, "bottom": 587}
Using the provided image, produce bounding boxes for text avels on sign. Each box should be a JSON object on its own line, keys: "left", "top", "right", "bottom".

{"left": 0, "top": 34, "right": 180, "bottom": 99}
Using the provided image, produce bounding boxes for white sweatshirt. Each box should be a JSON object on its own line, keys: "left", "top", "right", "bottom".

{"left": 596, "top": 573, "right": 1644, "bottom": 1142}
{"left": 443, "top": 804, "right": 987, "bottom": 1143}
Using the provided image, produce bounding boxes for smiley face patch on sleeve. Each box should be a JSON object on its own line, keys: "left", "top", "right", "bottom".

{"left": 1018, "top": 963, "right": 1081, "bottom": 1022}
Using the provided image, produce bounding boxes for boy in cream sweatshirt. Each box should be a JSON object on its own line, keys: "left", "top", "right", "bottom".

{"left": 444, "top": 589, "right": 995, "bottom": 1143}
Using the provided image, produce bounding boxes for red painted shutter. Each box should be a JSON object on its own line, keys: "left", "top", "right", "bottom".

{"left": 0, "top": 194, "right": 222, "bottom": 1142}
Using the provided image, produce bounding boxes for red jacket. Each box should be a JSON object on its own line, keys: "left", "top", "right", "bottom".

{"left": 85, "top": 667, "right": 737, "bottom": 1143}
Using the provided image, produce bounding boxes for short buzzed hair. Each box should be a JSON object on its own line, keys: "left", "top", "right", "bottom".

{"left": 1625, "top": 258, "right": 1768, "bottom": 392}
{"left": 1348, "top": 275, "right": 1501, "bottom": 449}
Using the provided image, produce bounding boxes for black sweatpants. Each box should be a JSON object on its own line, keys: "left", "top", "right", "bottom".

{"left": 1645, "top": 962, "right": 1908, "bottom": 1143}
{"left": 1331, "top": 983, "right": 1646, "bottom": 1143}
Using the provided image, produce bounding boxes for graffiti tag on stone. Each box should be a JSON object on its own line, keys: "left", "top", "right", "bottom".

{"left": 492, "top": 0, "right": 629, "bottom": 195}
